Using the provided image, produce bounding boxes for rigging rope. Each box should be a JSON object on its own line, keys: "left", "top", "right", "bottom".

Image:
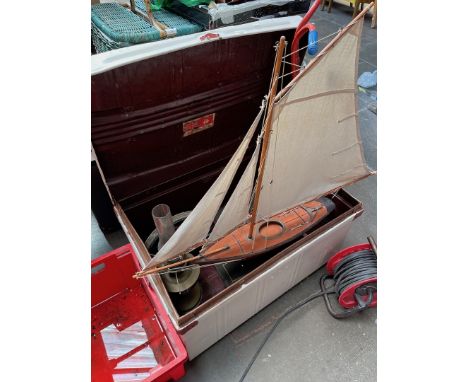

{"left": 282, "top": 29, "right": 342, "bottom": 59}
{"left": 257, "top": 29, "right": 344, "bottom": 96}
{"left": 274, "top": 28, "right": 344, "bottom": 81}
{"left": 278, "top": 67, "right": 302, "bottom": 80}
{"left": 281, "top": 60, "right": 302, "bottom": 68}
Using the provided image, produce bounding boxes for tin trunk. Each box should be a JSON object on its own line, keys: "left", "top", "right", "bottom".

{"left": 92, "top": 18, "right": 364, "bottom": 359}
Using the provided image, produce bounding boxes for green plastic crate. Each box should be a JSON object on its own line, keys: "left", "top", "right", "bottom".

{"left": 92, "top": 2, "right": 202, "bottom": 53}
{"left": 134, "top": 0, "right": 202, "bottom": 36}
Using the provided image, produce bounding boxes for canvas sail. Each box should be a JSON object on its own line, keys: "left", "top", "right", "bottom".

{"left": 142, "top": 105, "right": 264, "bottom": 270}
{"left": 256, "top": 17, "right": 373, "bottom": 221}
{"left": 208, "top": 140, "right": 261, "bottom": 242}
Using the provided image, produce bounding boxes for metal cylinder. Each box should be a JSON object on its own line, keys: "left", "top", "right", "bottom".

{"left": 152, "top": 204, "right": 175, "bottom": 250}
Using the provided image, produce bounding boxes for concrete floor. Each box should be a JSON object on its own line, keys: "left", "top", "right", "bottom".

{"left": 91, "top": 4, "right": 376, "bottom": 381}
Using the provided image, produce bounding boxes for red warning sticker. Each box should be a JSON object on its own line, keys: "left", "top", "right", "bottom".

{"left": 183, "top": 113, "right": 215, "bottom": 137}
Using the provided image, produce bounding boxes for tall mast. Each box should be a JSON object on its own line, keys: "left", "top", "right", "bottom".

{"left": 248, "top": 36, "right": 286, "bottom": 238}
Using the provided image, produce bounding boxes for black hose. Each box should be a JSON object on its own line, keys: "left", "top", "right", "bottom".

{"left": 238, "top": 288, "right": 334, "bottom": 382}
{"left": 239, "top": 248, "right": 377, "bottom": 381}
{"left": 332, "top": 250, "right": 376, "bottom": 296}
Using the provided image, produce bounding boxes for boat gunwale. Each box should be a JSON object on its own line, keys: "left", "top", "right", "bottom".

{"left": 198, "top": 200, "right": 330, "bottom": 264}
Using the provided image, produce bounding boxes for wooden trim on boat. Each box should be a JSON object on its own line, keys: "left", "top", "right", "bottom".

{"left": 202, "top": 200, "right": 331, "bottom": 264}
{"left": 249, "top": 36, "right": 286, "bottom": 238}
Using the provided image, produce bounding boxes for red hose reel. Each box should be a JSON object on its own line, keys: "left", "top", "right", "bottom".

{"left": 326, "top": 243, "right": 377, "bottom": 309}
{"left": 321, "top": 237, "right": 377, "bottom": 318}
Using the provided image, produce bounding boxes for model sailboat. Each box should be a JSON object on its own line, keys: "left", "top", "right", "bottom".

{"left": 135, "top": 5, "right": 375, "bottom": 278}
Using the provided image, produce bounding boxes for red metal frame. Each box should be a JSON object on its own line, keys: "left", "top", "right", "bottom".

{"left": 326, "top": 243, "right": 377, "bottom": 309}
{"left": 291, "top": 0, "right": 321, "bottom": 75}
{"left": 92, "top": 244, "right": 188, "bottom": 382}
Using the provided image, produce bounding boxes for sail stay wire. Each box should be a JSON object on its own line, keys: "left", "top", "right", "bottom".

{"left": 277, "top": 67, "right": 302, "bottom": 80}
{"left": 282, "top": 29, "right": 342, "bottom": 59}
{"left": 274, "top": 29, "right": 343, "bottom": 80}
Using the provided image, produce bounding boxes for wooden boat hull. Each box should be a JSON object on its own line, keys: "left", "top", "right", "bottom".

{"left": 199, "top": 197, "right": 335, "bottom": 264}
